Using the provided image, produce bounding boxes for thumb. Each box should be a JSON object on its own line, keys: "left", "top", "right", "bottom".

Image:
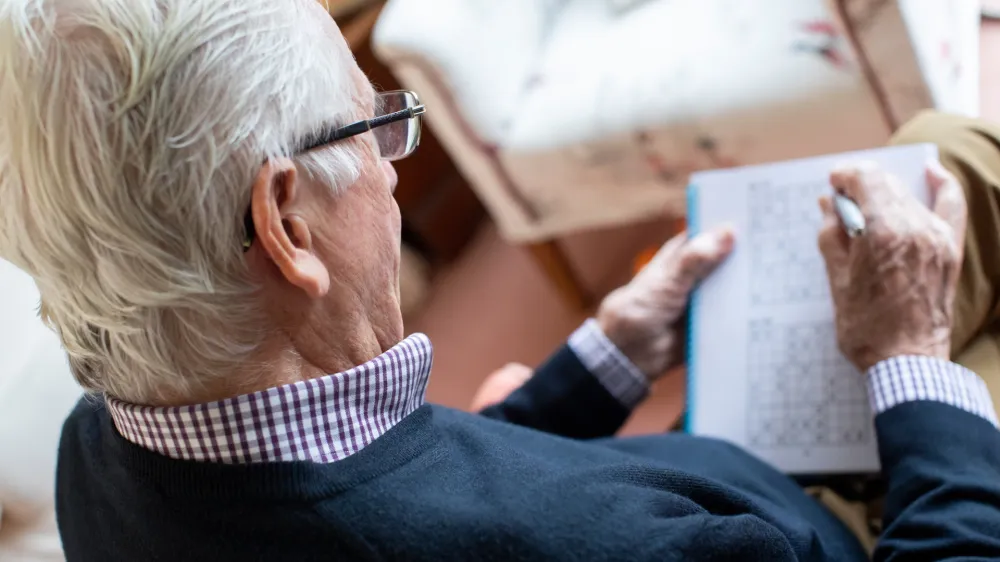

{"left": 674, "top": 227, "right": 735, "bottom": 289}
{"left": 926, "top": 159, "right": 967, "bottom": 250}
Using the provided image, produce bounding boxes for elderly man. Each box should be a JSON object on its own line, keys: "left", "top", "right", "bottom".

{"left": 2, "top": 0, "right": 1000, "bottom": 560}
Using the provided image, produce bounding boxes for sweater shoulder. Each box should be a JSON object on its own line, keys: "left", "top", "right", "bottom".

{"left": 59, "top": 396, "right": 107, "bottom": 452}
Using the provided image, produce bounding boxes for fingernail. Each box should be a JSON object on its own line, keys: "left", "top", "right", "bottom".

{"left": 926, "top": 158, "right": 946, "bottom": 175}
{"left": 688, "top": 228, "right": 735, "bottom": 255}
{"left": 715, "top": 227, "right": 735, "bottom": 253}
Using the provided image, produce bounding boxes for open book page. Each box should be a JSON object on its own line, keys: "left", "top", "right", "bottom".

{"left": 686, "top": 143, "right": 936, "bottom": 475}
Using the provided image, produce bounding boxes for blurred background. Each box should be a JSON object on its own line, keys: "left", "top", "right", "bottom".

{"left": 4, "top": 2, "right": 1000, "bottom": 559}
{"left": 325, "top": 0, "right": 1000, "bottom": 434}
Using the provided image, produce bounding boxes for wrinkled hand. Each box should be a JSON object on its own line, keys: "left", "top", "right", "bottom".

{"left": 818, "top": 160, "right": 967, "bottom": 372}
{"left": 597, "top": 229, "right": 735, "bottom": 381}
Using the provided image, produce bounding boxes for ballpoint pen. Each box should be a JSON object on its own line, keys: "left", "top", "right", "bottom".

{"left": 833, "top": 192, "right": 866, "bottom": 238}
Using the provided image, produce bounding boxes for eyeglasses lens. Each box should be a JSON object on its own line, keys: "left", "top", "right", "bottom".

{"left": 373, "top": 91, "right": 421, "bottom": 161}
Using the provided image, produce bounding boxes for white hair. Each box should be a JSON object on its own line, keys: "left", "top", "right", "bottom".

{"left": 0, "top": 0, "right": 364, "bottom": 403}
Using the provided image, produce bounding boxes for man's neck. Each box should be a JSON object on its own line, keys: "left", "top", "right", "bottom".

{"left": 153, "top": 317, "right": 401, "bottom": 407}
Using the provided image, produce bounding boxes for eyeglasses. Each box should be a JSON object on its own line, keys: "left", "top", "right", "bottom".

{"left": 243, "top": 90, "right": 426, "bottom": 250}
{"left": 296, "top": 90, "right": 426, "bottom": 161}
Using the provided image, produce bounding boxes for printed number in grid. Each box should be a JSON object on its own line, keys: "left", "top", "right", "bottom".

{"left": 747, "top": 319, "right": 871, "bottom": 449}
{"left": 748, "top": 180, "right": 831, "bottom": 306}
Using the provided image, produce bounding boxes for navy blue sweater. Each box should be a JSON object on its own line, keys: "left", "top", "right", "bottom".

{"left": 57, "top": 346, "right": 1000, "bottom": 561}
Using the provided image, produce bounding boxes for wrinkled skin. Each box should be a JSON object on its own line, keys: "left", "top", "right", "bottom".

{"left": 597, "top": 229, "right": 735, "bottom": 381}
{"left": 818, "top": 160, "right": 967, "bottom": 372}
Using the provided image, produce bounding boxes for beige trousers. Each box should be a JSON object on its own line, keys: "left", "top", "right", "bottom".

{"left": 812, "top": 111, "right": 1000, "bottom": 555}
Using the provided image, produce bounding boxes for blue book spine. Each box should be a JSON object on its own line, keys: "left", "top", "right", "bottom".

{"left": 683, "top": 183, "right": 699, "bottom": 433}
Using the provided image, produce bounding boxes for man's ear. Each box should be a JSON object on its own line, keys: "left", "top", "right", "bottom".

{"left": 251, "top": 158, "right": 331, "bottom": 298}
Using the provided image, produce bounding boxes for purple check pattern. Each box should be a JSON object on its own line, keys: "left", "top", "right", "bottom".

{"left": 108, "top": 319, "right": 995, "bottom": 466}
{"left": 107, "top": 333, "right": 433, "bottom": 464}
{"left": 107, "top": 320, "right": 654, "bottom": 465}
{"left": 568, "top": 319, "right": 650, "bottom": 408}
{"left": 867, "top": 355, "right": 998, "bottom": 427}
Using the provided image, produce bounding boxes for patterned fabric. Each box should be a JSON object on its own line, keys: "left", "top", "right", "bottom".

{"left": 567, "top": 319, "right": 649, "bottom": 408}
{"left": 106, "top": 320, "right": 654, "bottom": 464}
{"left": 867, "top": 355, "right": 998, "bottom": 427}
{"left": 106, "top": 334, "right": 432, "bottom": 464}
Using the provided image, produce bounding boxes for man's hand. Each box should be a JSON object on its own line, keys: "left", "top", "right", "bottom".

{"left": 597, "top": 229, "right": 734, "bottom": 381}
{"left": 470, "top": 363, "right": 533, "bottom": 411}
{"left": 818, "top": 160, "right": 967, "bottom": 372}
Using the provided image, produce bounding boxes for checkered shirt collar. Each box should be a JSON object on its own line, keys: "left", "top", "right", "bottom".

{"left": 105, "top": 333, "right": 433, "bottom": 464}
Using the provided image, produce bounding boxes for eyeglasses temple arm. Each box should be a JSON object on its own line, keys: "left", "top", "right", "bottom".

{"left": 331, "top": 105, "right": 426, "bottom": 142}
{"left": 362, "top": 105, "right": 426, "bottom": 132}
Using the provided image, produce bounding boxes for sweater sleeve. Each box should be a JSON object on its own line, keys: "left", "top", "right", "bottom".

{"left": 873, "top": 394, "right": 1000, "bottom": 559}
{"left": 566, "top": 319, "right": 650, "bottom": 409}
{"left": 477, "top": 342, "right": 633, "bottom": 439}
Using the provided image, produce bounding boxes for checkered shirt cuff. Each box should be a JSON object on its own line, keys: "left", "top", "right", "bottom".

{"left": 567, "top": 319, "right": 650, "bottom": 409}
{"left": 867, "top": 355, "right": 998, "bottom": 427}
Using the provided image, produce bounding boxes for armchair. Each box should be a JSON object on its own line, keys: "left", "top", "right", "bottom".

{"left": 373, "top": 0, "right": 980, "bottom": 307}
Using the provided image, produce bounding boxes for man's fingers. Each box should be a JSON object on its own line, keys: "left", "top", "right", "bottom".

{"left": 927, "top": 160, "right": 968, "bottom": 248}
{"left": 817, "top": 195, "right": 848, "bottom": 267}
{"left": 644, "top": 230, "right": 689, "bottom": 268}
{"left": 831, "top": 161, "right": 920, "bottom": 226}
{"left": 675, "top": 227, "right": 735, "bottom": 285}
{"left": 818, "top": 194, "right": 835, "bottom": 215}
{"left": 830, "top": 162, "right": 874, "bottom": 210}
